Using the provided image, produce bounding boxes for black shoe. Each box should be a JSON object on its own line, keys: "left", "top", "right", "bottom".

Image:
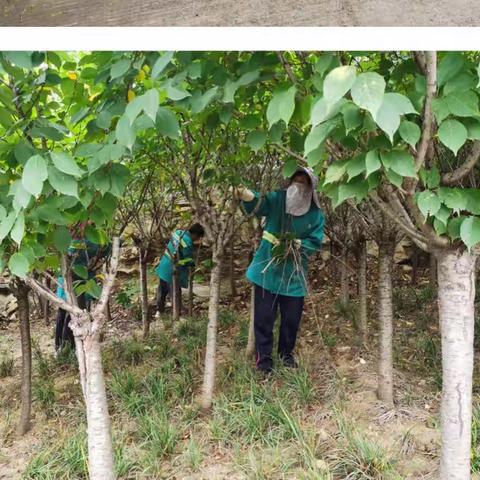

{"left": 256, "top": 356, "right": 273, "bottom": 375}
{"left": 280, "top": 355, "right": 298, "bottom": 369}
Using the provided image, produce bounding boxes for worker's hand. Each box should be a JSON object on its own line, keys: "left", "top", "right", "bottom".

{"left": 230, "top": 185, "right": 255, "bottom": 202}
{"left": 293, "top": 239, "right": 302, "bottom": 251}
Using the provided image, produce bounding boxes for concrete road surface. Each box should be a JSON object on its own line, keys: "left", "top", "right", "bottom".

{"left": 1, "top": 0, "right": 478, "bottom": 26}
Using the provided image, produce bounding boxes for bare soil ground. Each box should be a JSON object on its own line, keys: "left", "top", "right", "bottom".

{"left": 1, "top": 0, "right": 478, "bottom": 26}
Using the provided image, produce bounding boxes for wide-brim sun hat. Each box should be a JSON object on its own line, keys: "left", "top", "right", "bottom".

{"left": 290, "top": 166, "right": 321, "bottom": 208}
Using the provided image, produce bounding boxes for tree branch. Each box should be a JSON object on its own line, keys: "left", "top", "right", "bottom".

{"left": 442, "top": 141, "right": 480, "bottom": 185}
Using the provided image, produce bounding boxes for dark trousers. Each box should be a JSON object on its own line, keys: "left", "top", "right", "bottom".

{"left": 54, "top": 294, "right": 87, "bottom": 352}
{"left": 55, "top": 309, "right": 75, "bottom": 351}
{"left": 156, "top": 279, "right": 181, "bottom": 313}
{"left": 254, "top": 285, "right": 304, "bottom": 371}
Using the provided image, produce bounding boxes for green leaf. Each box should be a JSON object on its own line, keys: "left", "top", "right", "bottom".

{"left": 342, "top": 102, "right": 363, "bottom": 133}
{"left": 417, "top": 190, "right": 441, "bottom": 218}
{"left": 10, "top": 212, "right": 25, "bottom": 245}
{"left": 351, "top": 72, "right": 386, "bottom": 117}
{"left": 399, "top": 120, "right": 421, "bottom": 148}
{"left": 22, "top": 155, "right": 48, "bottom": 198}
{"left": 420, "top": 166, "right": 441, "bottom": 189}
{"left": 110, "top": 164, "right": 130, "bottom": 198}
{"left": 438, "top": 187, "right": 468, "bottom": 212}
{"left": 116, "top": 115, "right": 136, "bottom": 151}
{"left": 346, "top": 154, "right": 366, "bottom": 181}
{"left": 191, "top": 87, "right": 219, "bottom": 114}
{"left": 434, "top": 218, "right": 447, "bottom": 236}
{"left": 151, "top": 52, "right": 174, "bottom": 80}
{"left": 266, "top": 87, "right": 297, "bottom": 128}
{"left": 110, "top": 59, "right": 131, "bottom": 80}
{"left": 448, "top": 216, "right": 464, "bottom": 240}
{"left": 269, "top": 122, "right": 285, "bottom": 144}
{"left": 156, "top": 107, "right": 180, "bottom": 138}
{"left": 336, "top": 178, "right": 369, "bottom": 206}
{"left": 445, "top": 90, "right": 479, "bottom": 117}
{"left": 463, "top": 118, "right": 480, "bottom": 140}
{"left": 314, "top": 53, "right": 334, "bottom": 77}
{"left": 385, "top": 169, "right": 403, "bottom": 188}
{"left": 304, "top": 118, "right": 339, "bottom": 156}
{"left": 311, "top": 98, "right": 345, "bottom": 127}
{"left": 8, "top": 252, "right": 29, "bottom": 278}
{"left": 434, "top": 205, "right": 452, "bottom": 226}
{"left": 164, "top": 79, "right": 191, "bottom": 101}
{"left": 53, "top": 226, "right": 72, "bottom": 252}
{"left": 222, "top": 70, "right": 259, "bottom": 103}
{"left": 432, "top": 98, "right": 450, "bottom": 124}
{"left": 324, "top": 160, "right": 347, "bottom": 185}
{"left": 72, "top": 264, "right": 89, "bottom": 280}
{"left": 9, "top": 180, "right": 32, "bottom": 211}
{"left": 282, "top": 158, "right": 298, "bottom": 178}
{"left": 48, "top": 166, "right": 78, "bottom": 198}
{"left": 438, "top": 119, "right": 468, "bottom": 155}
{"left": 51, "top": 151, "right": 84, "bottom": 178}
{"left": 246, "top": 131, "right": 267, "bottom": 153}
{"left": 365, "top": 150, "right": 382, "bottom": 177}
{"left": 4, "top": 52, "right": 33, "bottom": 69}
{"left": 460, "top": 216, "right": 480, "bottom": 250}
{"left": 387, "top": 150, "right": 417, "bottom": 178}
{"left": 374, "top": 97, "right": 400, "bottom": 142}
{"left": 323, "top": 66, "right": 357, "bottom": 104}
{"left": 437, "top": 52, "right": 464, "bottom": 87}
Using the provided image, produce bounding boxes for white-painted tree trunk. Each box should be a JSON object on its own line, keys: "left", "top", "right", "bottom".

{"left": 377, "top": 241, "right": 394, "bottom": 406}
{"left": 201, "top": 253, "right": 222, "bottom": 411}
{"left": 246, "top": 284, "right": 255, "bottom": 357}
{"left": 82, "top": 333, "right": 116, "bottom": 480}
{"left": 437, "top": 249, "right": 477, "bottom": 480}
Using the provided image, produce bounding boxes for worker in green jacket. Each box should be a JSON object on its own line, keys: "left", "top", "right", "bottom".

{"left": 234, "top": 167, "right": 324, "bottom": 374}
{"left": 154, "top": 223, "right": 205, "bottom": 317}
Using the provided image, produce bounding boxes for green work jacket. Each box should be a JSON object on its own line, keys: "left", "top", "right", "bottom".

{"left": 155, "top": 230, "right": 194, "bottom": 288}
{"left": 243, "top": 190, "right": 324, "bottom": 297}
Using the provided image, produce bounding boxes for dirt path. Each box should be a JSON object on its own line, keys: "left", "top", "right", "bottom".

{"left": 1, "top": 0, "right": 478, "bottom": 26}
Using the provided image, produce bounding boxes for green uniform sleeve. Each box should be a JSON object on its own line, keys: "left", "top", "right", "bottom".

{"left": 301, "top": 210, "right": 325, "bottom": 258}
{"left": 242, "top": 191, "right": 276, "bottom": 217}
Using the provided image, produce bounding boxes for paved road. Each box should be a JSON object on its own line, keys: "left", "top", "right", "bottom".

{"left": 1, "top": 0, "right": 478, "bottom": 26}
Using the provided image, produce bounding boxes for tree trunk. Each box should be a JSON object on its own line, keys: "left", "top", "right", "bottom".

{"left": 229, "top": 239, "right": 236, "bottom": 298}
{"left": 340, "top": 244, "right": 349, "bottom": 306}
{"left": 377, "top": 241, "right": 394, "bottom": 406}
{"left": 139, "top": 249, "right": 149, "bottom": 339}
{"left": 201, "top": 252, "right": 222, "bottom": 411}
{"left": 43, "top": 276, "right": 50, "bottom": 325}
{"left": 429, "top": 253, "right": 437, "bottom": 291}
{"left": 16, "top": 280, "right": 31, "bottom": 436}
{"left": 188, "top": 266, "right": 194, "bottom": 317}
{"left": 437, "top": 249, "right": 477, "bottom": 480}
{"left": 172, "top": 256, "right": 181, "bottom": 322}
{"left": 80, "top": 333, "right": 116, "bottom": 480}
{"left": 356, "top": 239, "right": 368, "bottom": 346}
{"left": 246, "top": 283, "right": 255, "bottom": 357}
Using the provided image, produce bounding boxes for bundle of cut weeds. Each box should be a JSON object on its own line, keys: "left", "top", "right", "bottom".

{"left": 263, "top": 233, "right": 304, "bottom": 274}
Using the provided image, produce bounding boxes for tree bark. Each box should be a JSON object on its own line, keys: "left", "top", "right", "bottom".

{"left": 139, "top": 249, "right": 149, "bottom": 339}
{"left": 377, "top": 241, "right": 394, "bottom": 406}
{"left": 83, "top": 333, "right": 115, "bottom": 480}
{"left": 16, "top": 280, "right": 31, "bottom": 436}
{"left": 229, "top": 239, "right": 236, "bottom": 298}
{"left": 201, "top": 252, "right": 222, "bottom": 411}
{"left": 188, "top": 266, "right": 194, "bottom": 317}
{"left": 437, "top": 249, "right": 477, "bottom": 480}
{"left": 172, "top": 255, "right": 181, "bottom": 321}
{"left": 340, "top": 244, "right": 349, "bottom": 306}
{"left": 246, "top": 283, "right": 255, "bottom": 357}
{"left": 429, "top": 253, "right": 437, "bottom": 291}
{"left": 356, "top": 239, "right": 368, "bottom": 346}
